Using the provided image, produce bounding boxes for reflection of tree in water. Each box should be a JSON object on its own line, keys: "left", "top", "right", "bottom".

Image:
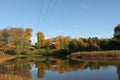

{"left": 117, "top": 66, "right": 120, "bottom": 80}
{"left": 36, "top": 61, "right": 45, "bottom": 79}
{"left": 13, "top": 58, "right": 32, "bottom": 78}
{"left": 1, "top": 57, "right": 120, "bottom": 79}
{"left": 89, "top": 62, "right": 100, "bottom": 70}
{"left": 34, "top": 58, "right": 115, "bottom": 78}
{"left": 68, "top": 60, "right": 87, "bottom": 71}
{"left": 54, "top": 59, "right": 118, "bottom": 73}
{"left": 0, "top": 57, "right": 32, "bottom": 79}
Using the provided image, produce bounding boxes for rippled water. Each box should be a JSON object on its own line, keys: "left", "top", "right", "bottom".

{"left": 0, "top": 56, "right": 120, "bottom": 80}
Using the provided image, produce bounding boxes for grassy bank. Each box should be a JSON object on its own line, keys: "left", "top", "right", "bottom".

{"left": 0, "top": 52, "right": 16, "bottom": 64}
{"left": 68, "top": 50, "right": 120, "bottom": 60}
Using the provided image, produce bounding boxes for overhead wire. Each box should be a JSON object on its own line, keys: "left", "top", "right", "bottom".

{"left": 45, "top": 0, "right": 52, "bottom": 18}
{"left": 38, "top": 0, "right": 44, "bottom": 29}
{"left": 51, "top": 0, "right": 58, "bottom": 15}
{"left": 42, "top": 0, "right": 52, "bottom": 28}
{"left": 44, "top": 0, "right": 58, "bottom": 28}
{"left": 38, "top": 0, "right": 58, "bottom": 30}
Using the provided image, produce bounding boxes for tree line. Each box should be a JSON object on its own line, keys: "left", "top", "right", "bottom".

{"left": 0, "top": 24, "right": 120, "bottom": 54}
{"left": 35, "top": 24, "right": 120, "bottom": 53}
{"left": 0, "top": 27, "right": 32, "bottom": 54}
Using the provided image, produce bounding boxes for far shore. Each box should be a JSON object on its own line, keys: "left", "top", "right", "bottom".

{"left": 67, "top": 50, "right": 120, "bottom": 61}
{"left": 1, "top": 50, "right": 120, "bottom": 64}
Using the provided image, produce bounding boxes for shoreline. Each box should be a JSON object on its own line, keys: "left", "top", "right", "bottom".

{"left": 0, "top": 54, "right": 16, "bottom": 64}
{"left": 70, "top": 57, "right": 120, "bottom": 64}
{"left": 67, "top": 50, "right": 120, "bottom": 60}
{"left": 1, "top": 50, "right": 120, "bottom": 64}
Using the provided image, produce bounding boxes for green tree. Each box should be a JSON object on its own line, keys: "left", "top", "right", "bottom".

{"left": 114, "top": 24, "right": 120, "bottom": 41}
{"left": 68, "top": 39, "right": 79, "bottom": 52}
{"left": 86, "top": 38, "right": 100, "bottom": 51}
{"left": 98, "top": 39, "right": 110, "bottom": 50}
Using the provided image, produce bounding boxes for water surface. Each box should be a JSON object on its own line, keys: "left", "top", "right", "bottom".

{"left": 0, "top": 56, "right": 120, "bottom": 80}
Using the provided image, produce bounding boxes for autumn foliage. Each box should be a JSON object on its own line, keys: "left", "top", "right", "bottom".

{"left": 0, "top": 24, "right": 120, "bottom": 55}
{"left": 0, "top": 27, "right": 33, "bottom": 54}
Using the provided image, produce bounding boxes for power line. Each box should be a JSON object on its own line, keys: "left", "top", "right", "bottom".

{"left": 38, "top": 0, "right": 58, "bottom": 31}
{"left": 45, "top": 0, "right": 52, "bottom": 18}
{"left": 51, "top": 0, "right": 58, "bottom": 14}
{"left": 42, "top": 0, "right": 52, "bottom": 29}
{"left": 44, "top": 0, "right": 58, "bottom": 28}
{"left": 38, "top": 0, "right": 44, "bottom": 29}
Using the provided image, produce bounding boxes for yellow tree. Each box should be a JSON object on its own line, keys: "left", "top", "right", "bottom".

{"left": 55, "top": 36, "right": 64, "bottom": 50}
{"left": 64, "top": 36, "right": 72, "bottom": 49}
{"left": 44, "top": 39, "right": 51, "bottom": 47}
{"left": 24, "top": 28, "right": 33, "bottom": 45}
{"left": 44, "top": 39, "right": 51, "bottom": 53}
{"left": 78, "top": 38, "right": 87, "bottom": 51}
{"left": 9, "top": 28, "right": 25, "bottom": 54}
{"left": 10, "top": 28, "right": 24, "bottom": 45}
{"left": 55, "top": 37, "right": 60, "bottom": 50}
{"left": 0, "top": 28, "right": 9, "bottom": 46}
{"left": 35, "top": 32, "right": 45, "bottom": 48}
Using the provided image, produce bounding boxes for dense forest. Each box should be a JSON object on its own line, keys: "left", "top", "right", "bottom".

{"left": 0, "top": 24, "right": 120, "bottom": 55}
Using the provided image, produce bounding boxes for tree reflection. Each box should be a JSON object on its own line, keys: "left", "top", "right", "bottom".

{"left": 36, "top": 61, "right": 45, "bottom": 78}
{"left": 0, "top": 57, "right": 120, "bottom": 79}
{"left": 0, "top": 57, "right": 32, "bottom": 79}
{"left": 117, "top": 66, "right": 120, "bottom": 80}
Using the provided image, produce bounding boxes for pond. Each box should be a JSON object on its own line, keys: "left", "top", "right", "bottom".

{"left": 0, "top": 56, "right": 120, "bottom": 80}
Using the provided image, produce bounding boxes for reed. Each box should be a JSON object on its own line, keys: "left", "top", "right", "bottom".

{"left": 70, "top": 50, "right": 120, "bottom": 59}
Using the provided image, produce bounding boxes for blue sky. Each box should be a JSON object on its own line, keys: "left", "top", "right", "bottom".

{"left": 0, "top": 0, "right": 120, "bottom": 44}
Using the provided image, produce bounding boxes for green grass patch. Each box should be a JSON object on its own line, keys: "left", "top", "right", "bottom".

{"left": 25, "top": 48, "right": 47, "bottom": 55}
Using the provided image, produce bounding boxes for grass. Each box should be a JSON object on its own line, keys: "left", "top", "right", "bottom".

{"left": 69, "top": 50, "right": 120, "bottom": 59}
{"left": 25, "top": 49, "right": 47, "bottom": 55}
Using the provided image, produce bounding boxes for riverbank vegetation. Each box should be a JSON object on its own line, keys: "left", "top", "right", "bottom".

{"left": 0, "top": 24, "right": 120, "bottom": 58}
{"left": 68, "top": 50, "right": 120, "bottom": 60}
